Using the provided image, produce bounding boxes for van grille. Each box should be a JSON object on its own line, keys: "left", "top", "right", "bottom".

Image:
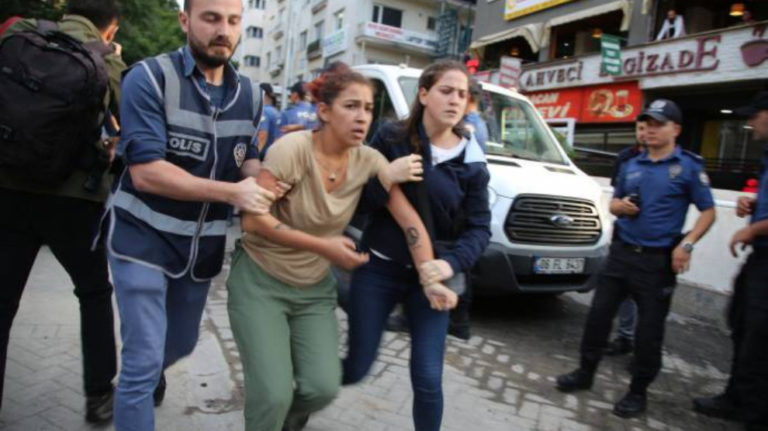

{"left": 504, "top": 195, "right": 602, "bottom": 245}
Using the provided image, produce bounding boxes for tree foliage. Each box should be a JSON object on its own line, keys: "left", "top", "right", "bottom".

{"left": 0, "top": 0, "right": 185, "bottom": 66}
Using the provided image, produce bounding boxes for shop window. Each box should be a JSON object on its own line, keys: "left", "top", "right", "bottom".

{"left": 574, "top": 129, "right": 636, "bottom": 152}
{"left": 372, "top": 4, "right": 403, "bottom": 28}
{"left": 549, "top": 10, "right": 626, "bottom": 60}
{"left": 652, "top": 0, "right": 768, "bottom": 40}
{"left": 481, "top": 36, "right": 539, "bottom": 69}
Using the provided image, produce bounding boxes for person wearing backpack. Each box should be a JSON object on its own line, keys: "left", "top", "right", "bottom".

{"left": 0, "top": 0, "right": 125, "bottom": 425}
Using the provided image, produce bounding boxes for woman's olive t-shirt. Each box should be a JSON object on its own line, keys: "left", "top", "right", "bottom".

{"left": 242, "top": 130, "right": 387, "bottom": 286}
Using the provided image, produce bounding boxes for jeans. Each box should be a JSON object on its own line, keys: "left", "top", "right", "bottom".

{"left": 109, "top": 253, "right": 210, "bottom": 431}
{"left": 342, "top": 255, "right": 449, "bottom": 431}
{"left": 616, "top": 298, "right": 637, "bottom": 340}
{"left": 0, "top": 188, "right": 116, "bottom": 409}
{"left": 580, "top": 241, "right": 676, "bottom": 394}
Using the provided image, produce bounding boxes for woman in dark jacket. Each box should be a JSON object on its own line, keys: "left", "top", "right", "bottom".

{"left": 342, "top": 60, "right": 491, "bottom": 431}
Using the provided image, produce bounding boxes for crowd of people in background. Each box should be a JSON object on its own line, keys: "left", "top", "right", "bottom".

{"left": 0, "top": 1, "right": 767, "bottom": 431}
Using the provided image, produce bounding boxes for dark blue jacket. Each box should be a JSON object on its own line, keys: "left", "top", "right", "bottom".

{"left": 358, "top": 122, "right": 491, "bottom": 274}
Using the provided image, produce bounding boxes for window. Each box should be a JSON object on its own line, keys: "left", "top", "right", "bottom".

{"left": 334, "top": 9, "right": 344, "bottom": 30}
{"left": 314, "top": 21, "right": 324, "bottom": 41}
{"left": 652, "top": 0, "right": 768, "bottom": 39}
{"left": 246, "top": 26, "right": 263, "bottom": 38}
{"left": 299, "top": 31, "right": 308, "bottom": 50}
{"left": 548, "top": 10, "right": 625, "bottom": 60}
{"left": 248, "top": 0, "right": 265, "bottom": 9}
{"left": 427, "top": 16, "right": 436, "bottom": 31}
{"left": 367, "top": 78, "right": 397, "bottom": 141}
{"left": 266, "top": 52, "right": 272, "bottom": 68}
{"left": 372, "top": 4, "right": 403, "bottom": 28}
{"left": 244, "top": 56, "right": 261, "bottom": 67}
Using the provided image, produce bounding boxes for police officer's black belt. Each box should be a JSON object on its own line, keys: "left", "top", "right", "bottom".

{"left": 617, "top": 240, "right": 672, "bottom": 255}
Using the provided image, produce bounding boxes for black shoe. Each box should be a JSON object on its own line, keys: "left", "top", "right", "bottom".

{"left": 613, "top": 391, "right": 647, "bottom": 418}
{"left": 448, "top": 323, "right": 471, "bottom": 341}
{"left": 693, "top": 393, "right": 742, "bottom": 421}
{"left": 154, "top": 373, "right": 166, "bottom": 407}
{"left": 555, "top": 368, "right": 594, "bottom": 393}
{"left": 604, "top": 337, "right": 633, "bottom": 356}
{"left": 85, "top": 387, "right": 114, "bottom": 424}
{"left": 282, "top": 413, "right": 310, "bottom": 431}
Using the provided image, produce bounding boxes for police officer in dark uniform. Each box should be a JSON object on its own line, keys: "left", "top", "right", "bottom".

{"left": 693, "top": 91, "right": 768, "bottom": 431}
{"left": 604, "top": 118, "right": 646, "bottom": 356}
{"left": 555, "top": 99, "right": 717, "bottom": 418}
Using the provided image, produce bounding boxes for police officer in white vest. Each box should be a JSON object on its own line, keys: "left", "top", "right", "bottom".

{"left": 101, "top": 1, "right": 276, "bottom": 429}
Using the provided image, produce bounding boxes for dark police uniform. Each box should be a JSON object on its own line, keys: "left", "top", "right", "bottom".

{"left": 725, "top": 147, "right": 768, "bottom": 429}
{"left": 579, "top": 146, "right": 714, "bottom": 394}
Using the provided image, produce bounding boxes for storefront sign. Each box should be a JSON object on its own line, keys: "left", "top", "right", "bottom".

{"left": 361, "top": 22, "right": 438, "bottom": 51}
{"left": 600, "top": 34, "right": 622, "bottom": 76}
{"left": 504, "top": 0, "right": 575, "bottom": 21}
{"left": 322, "top": 28, "right": 347, "bottom": 58}
{"left": 527, "top": 81, "right": 643, "bottom": 123}
{"left": 519, "top": 25, "right": 768, "bottom": 92}
{"left": 499, "top": 56, "right": 522, "bottom": 89}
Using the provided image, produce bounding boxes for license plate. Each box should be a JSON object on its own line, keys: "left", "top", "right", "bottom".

{"left": 533, "top": 257, "right": 585, "bottom": 274}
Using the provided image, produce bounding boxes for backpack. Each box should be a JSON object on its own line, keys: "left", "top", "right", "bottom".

{"left": 0, "top": 19, "right": 111, "bottom": 185}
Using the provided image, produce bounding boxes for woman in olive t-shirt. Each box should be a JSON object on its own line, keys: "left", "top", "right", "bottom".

{"left": 226, "top": 64, "right": 457, "bottom": 431}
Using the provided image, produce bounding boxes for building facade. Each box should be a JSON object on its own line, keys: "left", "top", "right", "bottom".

{"left": 471, "top": 0, "right": 768, "bottom": 189}
{"left": 251, "top": 0, "right": 474, "bottom": 106}
{"left": 236, "top": 0, "right": 270, "bottom": 84}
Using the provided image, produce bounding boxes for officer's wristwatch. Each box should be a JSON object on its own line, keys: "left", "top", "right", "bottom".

{"left": 681, "top": 241, "right": 694, "bottom": 253}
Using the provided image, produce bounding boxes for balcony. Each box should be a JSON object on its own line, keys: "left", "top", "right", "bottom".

{"left": 356, "top": 21, "right": 438, "bottom": 55}
{"left": 307, "top": 39, "right": 322, "bottom": 60}
{"left": 311, "top": 0, "right": 327, "bottom": 14}
{"left": 270, "top": 21, "right": 284, "bottom": 40}
{"left": 268, "top": 61, "right": 283, "bottom": 77}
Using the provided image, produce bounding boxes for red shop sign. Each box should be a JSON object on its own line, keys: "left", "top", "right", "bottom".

{"left": 527, "top": 81, "right": 643, "bottom": 123}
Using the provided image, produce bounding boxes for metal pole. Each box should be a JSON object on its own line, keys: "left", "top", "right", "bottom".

{"left": 280, "top": 0, "right": 295, "bottom": 109}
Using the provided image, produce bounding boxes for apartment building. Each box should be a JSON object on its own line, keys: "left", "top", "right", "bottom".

{"left": 254, "top": 0, "right": 475, "bottom": 104}
{"left": 235, "top": 0, "right": 270, "bottom": 83}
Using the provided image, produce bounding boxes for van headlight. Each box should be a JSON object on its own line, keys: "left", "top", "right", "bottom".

{"left": 488, "top": 186, "right": 498, "bottom": 207}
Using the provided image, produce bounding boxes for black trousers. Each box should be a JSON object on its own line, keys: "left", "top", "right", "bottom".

{"left": 579, "top": 241, "right": 676, "bottom": 394}
{"left": 725, "top": 250, "right": 768, "bottom": 427}
{"left": 0, "top": 188, "right": 116, "bottom": 408}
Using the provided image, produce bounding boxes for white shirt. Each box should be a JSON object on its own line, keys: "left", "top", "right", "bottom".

{"left": 656, "top": 15, "right": 686, "bottom": 41}
{"left": 431, "top": 138, "right": 468, "bottom": 166}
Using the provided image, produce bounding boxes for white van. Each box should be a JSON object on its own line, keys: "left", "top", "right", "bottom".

{"left": 353, "top": 64, "right": 610, "bottom": 294}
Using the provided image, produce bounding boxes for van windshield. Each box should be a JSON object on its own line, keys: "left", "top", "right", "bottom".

{"left": 398, "top": 77, "right": 567, "bottom": 165}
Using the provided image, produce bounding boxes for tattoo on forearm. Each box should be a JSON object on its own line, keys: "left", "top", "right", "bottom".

{"left": 273, "top": 223, "right": 293, "bottom": 231}
{"left": 406, "top": 227, "right": 420, "bottom": 247}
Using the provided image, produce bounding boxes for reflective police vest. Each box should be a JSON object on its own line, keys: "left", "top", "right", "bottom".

{"left": 105, "top": 48, "right": 261, "bottom": 281}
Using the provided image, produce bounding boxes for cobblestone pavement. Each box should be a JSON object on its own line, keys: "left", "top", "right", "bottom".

{"left": 2, "top": 244, "right": 742, "bottom": 431}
